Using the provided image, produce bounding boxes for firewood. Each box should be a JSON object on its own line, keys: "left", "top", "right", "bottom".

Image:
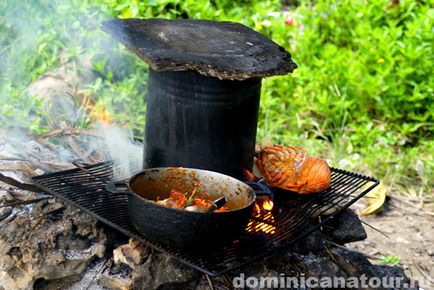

{"left": 0, "top": 172, "right": 40, "bottom": 192}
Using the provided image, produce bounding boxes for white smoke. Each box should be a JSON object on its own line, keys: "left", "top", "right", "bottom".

{"left": 94, "top": 125, "right": 143, "bottom": 179}
{"left": 0, "top": 0, "right": 145, "bottom": 180}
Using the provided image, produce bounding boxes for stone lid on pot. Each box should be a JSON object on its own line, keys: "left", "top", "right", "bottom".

{"left": 102, "top": 18, "right": 297, "bottom": 80}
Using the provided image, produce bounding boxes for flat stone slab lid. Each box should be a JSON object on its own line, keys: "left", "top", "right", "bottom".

{"left": 102, "top": 18, "right": 297, "bottom": 80}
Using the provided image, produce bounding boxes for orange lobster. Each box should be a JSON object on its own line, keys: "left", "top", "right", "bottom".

{"left": 245, "top": 144, "right": 331, "bottom": 194}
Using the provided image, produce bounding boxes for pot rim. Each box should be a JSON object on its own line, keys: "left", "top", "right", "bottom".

{"left": 127, "top": 167, "right": 257, "bottom": 215}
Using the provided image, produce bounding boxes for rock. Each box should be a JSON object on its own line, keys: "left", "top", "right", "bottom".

{"left": 113, "top": 238, "right": 150, "bottom": 269}
{"left": 0, "top": 199, "right": 107, "bottom": 290}
{"left": 28, "top": 72, "right": 73, "bottom": 102}
{"left": 27, "top": 59, "right": 96, "bottom": 126}
{"left": 228, "top": 260, "right": 284, "bottom": 290}
{"left": 0, "top": 207, "right": 12, "bottom": 222}
{"left": 293, "top": 229, "right": 327, "bottom": 254}
{"left": 326, "top": 246, "right": 385, "bottom": 290}
{"left": 245, "top": 269, "right": 281, "bottom": 290}
{"left": 195, "top": 275, "right": 229, "bottom": 290}
{"left": 262, "top": 251, "right": 298, "bottom": 274}
{"left": 293, "top": 254, "right": 347, "bottom": 280}
{"left": 131, "top": 252, "right": 201, "bottom": 290}
{"left": 372, "top": 265, "right": 418, "bottom": 290}
{"left": 33, "top": 274, "right": 83, "bottom": 290}
{"left": 98, "top": 268, "right": 133, "bottom": 290}
{"left": 28, "top": 59, "right": 95, "bottom": 102}
{"left": 322, "top": 209, "right": 367, "bottom": 244}
{"left": 64, "top": 259, "right": 132, "bottom": 290}
{"left": 328, "top": 246, "right": 377, "bottom": 278}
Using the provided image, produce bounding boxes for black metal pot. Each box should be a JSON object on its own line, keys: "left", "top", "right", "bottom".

{"left": 106, "top": 167, "right": 259, "bottom": 250}
{"left": 144, "top": 69, "right": 262, "bottom": 179}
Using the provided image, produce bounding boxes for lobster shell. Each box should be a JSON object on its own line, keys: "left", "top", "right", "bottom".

{"left": 255, "top": 145, "right": 331, "bottom": 194}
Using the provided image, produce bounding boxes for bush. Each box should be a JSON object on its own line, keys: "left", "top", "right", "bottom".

{"left": 0, "top": 0, "right": 432, "bottom": 195}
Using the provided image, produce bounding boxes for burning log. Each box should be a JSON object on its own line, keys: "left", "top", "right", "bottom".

{"left": 0, "top": 173, "right": 40, "bottom": 192}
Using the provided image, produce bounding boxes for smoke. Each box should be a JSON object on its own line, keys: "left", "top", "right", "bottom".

{"left": 93, "top": 125, "right": 143, "bottom": 179}
{"left": 0, "top": 0, "right": 145, "bottom": 180}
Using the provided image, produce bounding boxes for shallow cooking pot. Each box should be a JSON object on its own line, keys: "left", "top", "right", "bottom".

{"left": 106, "top": 167, "right": 257, "bottom": 250}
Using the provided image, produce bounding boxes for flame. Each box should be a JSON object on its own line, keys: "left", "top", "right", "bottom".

{"left": 90, "top": 104, "right": 114, "bottom": 125}
{"left": 253, "top": 196, "right": 274, "bottom": 215}
{"left": 247, "top": 197, "right": 276, "bottom": 235}
{"left": 262, "top": 200, "right": 274, "bottom": 211}
{"left": 78, "top": 93, "right": 114, "bottom": 126}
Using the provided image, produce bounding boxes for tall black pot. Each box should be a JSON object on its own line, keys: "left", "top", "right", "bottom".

{"left": 143, "top": 69, "right": 262, "bottom": 179}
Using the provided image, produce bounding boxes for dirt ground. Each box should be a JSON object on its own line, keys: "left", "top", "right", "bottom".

{"left": 348, "top": 195, "right": 434, "bottom": 289}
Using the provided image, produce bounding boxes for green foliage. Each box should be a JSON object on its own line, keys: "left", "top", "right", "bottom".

{"left": 0, "top": 0, "right": 432, "bottom": 196}
{"left": 379, "top": 255, "right": 401, "bottom": 266}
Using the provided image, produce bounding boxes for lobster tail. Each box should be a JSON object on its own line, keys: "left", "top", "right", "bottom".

{"left": 255, "top": 145, "right": 331, "bottom": 194}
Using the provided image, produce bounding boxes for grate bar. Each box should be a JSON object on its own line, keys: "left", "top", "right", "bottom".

{"left": 32, "top": 162, "right": 378, "bottom": 276}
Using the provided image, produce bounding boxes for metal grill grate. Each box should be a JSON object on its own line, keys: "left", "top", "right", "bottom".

{"left": 32, "top": 162, "right": 378, "bottom": 276}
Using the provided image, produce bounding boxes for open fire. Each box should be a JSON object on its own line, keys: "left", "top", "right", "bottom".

{"left": 0, "top": 16, "right": 401, "bottom": 290}
{"left": 262, "top": 199, "right": 274, "bottom": 211}
{"left": 247, "top": 196, "right": 276, "bottom": 235}
{"left": 21, "top": 17, "right": 377, "bottom": 276}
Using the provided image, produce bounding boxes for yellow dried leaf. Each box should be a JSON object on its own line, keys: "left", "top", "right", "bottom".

{"left": 360, "top": 182, "right": 387, "bottom": 216}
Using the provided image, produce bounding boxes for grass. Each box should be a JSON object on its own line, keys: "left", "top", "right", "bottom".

{"left": 0, "top": 0, "right": 432, "bottom": 197}
{"left": 379, "top": 255, "right": 401, "bottom": 267}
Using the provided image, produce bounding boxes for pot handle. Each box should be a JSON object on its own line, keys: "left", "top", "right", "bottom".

{"left": 105, "top": 181, "right": 131, "bottom": 195}
{"left": 244, "top": 181, "right": 272, "bottom": 196}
